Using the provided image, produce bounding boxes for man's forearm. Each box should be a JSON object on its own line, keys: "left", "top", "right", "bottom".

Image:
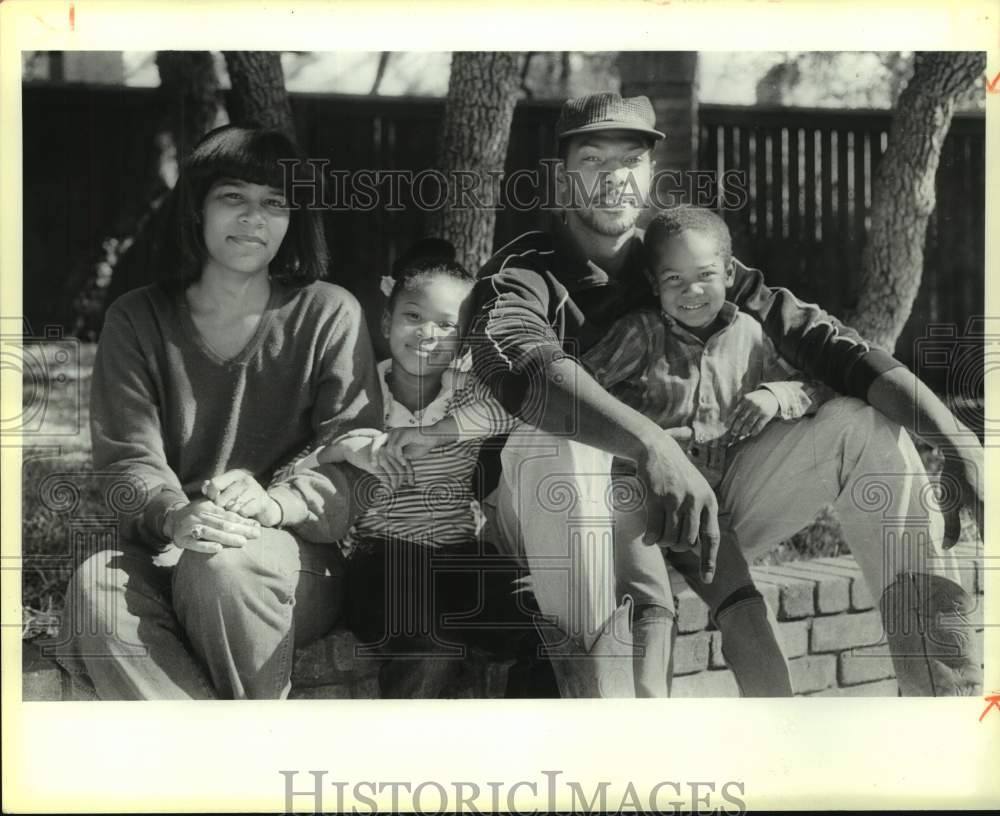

{"left": 516, "top": 355, "right": 665, "bottom": 462}
{"left": 866, "top": 366, "right": 979, "bottom": 451}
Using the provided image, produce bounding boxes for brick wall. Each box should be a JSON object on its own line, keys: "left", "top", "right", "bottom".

{"left": 25, "top": 546, "right": 983, "bottom": 700}
{"left": 672, "top": 543, "right": 984, "bottom": 698}
{"left": 284, "top": 542, "right": 986, "bottom": 699}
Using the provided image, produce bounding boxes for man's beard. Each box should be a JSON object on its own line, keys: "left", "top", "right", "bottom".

{"left": 573, "top": 203, "right": 643, "bottom": 236}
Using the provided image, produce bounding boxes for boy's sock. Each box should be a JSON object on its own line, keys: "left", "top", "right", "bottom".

{"left": 714, "top": 587, "right": 793, "bottom": 697}
{"left": 632, "top": 603, "right": 675, "bottom": 698}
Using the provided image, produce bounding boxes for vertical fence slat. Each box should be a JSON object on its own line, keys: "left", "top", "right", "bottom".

{"left": 738, "top": 124, "right": 752, "bottom": 245}
{"left": 703, "top": 123, "right": 719, "bottom": 208}
{"left": 721, "top": 122, "right": 737, "bottom": 213}
{"left": 771, "top": 125, "right": 784, "bottom": 240}
{"left": 788, "top": 127, "right": 801, "bottom": 241}
{"left": 820, "top": 129, "right": 836, "bottom": 308}
{"left": 804, "top": 127, "right": 818, "bottom": 251}
{"left": 837, "top": 129, "right": 850, "bottom": 246}
{"left": 852, "top": 128, "right": 867, "bottom": 280}
{"left": 754, "top": 127, "right": 768, "bottom": 238}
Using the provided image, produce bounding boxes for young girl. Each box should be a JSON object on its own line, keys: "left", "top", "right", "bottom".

{"left": 291, "top": 240, "right": 551, "bottom": 698}
{"left": 56, "top": 124, "right": 383, "bottom": 700}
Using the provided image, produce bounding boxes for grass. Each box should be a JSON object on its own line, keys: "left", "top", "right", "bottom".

{"left": 20, "top": 342, "right": 96, "bottom": 639}
{"left": 18, "top": 343, "right": 976, "bottom": 638}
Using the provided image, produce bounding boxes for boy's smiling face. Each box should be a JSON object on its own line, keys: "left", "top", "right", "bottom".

{"left": 649, "top": 229, "right": 735, "bottom": 331}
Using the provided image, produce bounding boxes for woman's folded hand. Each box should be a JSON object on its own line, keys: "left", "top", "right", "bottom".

{"left": 164, "top": 497, "right": 262, "bottom": 554}
{"left": 201, "top": 469, "right": 282, "bottom": 527}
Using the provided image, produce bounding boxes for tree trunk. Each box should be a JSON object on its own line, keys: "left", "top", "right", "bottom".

{"left": 156, "top": 51, "right": 221, "bottom": 157}
{"left": 371, "top": 52, "right": 391, "bottom": 95}
{"left": 69, "top": 51, "right": 221, "bottom": 337}
{"left": 848, "top": 51, "right": 985, "bottom": 350}
{"left": 425, "top": 51, "right": 524, "bottom": 272}
{"left": 223, "top": 51, "right": 295, "bottom": 134}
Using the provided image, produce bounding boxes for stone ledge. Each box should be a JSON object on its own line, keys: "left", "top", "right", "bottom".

{"left": 21, "top": 554, "right": 985, "bottom": 700}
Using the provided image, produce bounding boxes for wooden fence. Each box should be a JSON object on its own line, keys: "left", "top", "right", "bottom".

{"left": 22, "top": 87, "right": 984, "bottom": 382}
{"left": 697, "top": 104, "right": 985, "bottom": 374}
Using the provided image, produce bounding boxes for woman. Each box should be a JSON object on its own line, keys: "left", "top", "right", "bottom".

{"left": 54, "top": 125, "right": 382, "bottom": 699}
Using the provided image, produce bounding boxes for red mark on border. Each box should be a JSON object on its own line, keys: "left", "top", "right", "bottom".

{"left": 985, "top": 72, "right": 1000, "bottom": 94}
{"left": 69, "top": 3, "right": 75, "bottom": 32}
{"left": 979, "top": 693, "right": 1000, "bottom": 722}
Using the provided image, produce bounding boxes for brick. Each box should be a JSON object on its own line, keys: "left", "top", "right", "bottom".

{"left": 789, "top": 654, "right": 836, "bottom": 694}
{"left": 850, "top": 580, "right": 875, "bottom": 611}
{"left": 675, "top": 589, "right": 709, "bottom": 633}
{"left": 811, "top": 557, "right": 875, "bottom": 610}
{"left": 481, "top": 659, "right": 515, "bottom": 698}
{"left": 441, "top": 663, "right": 479, "bottom": 698}
{"left": 23, "top": 667, "right": 63, "bottom": 701}
{"left": 289, "top": 683, "right": 351, "bottom": 699}
{"left": 673, "top": 632, "right": 711, "bottom": 675}
{"left": 779, "top": 620, "right": 809, "bottom": 659}
{"left": 351, "top": 675, "right": 381, "bottom": 699}
{"left": 671, "top": 669, "right": 740, "bottom": 698}
{"left": 332, "top": 630, "right": 359, "bottom": 671}
{"left": 451, "top": 654, "right": 513, "bottom": 698}
{"left": 839, "top": 646, "right": 896, "bottom": 686}
{"left": 811, "top": 678, "right": 899, "bottom": 697}
{"left": 750, "top": 568, "right": 815, "bottom": 620}
{"left": 811, "top": 611, "right": 884, "bottom": 653}
{"left": 292, "top": 640, "right": 345, "bottom": 687}
{"left": 765, "top": 563, "right": 850, "bottom": 614}
{"left": 22, "top": 641, "right": 63, "bottom": 701}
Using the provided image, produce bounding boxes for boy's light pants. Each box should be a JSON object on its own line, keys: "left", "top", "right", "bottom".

{"left": 485, "top": 397, "right": 966, "bottom": 653}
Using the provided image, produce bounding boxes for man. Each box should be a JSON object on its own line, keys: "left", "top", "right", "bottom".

{"left": 467, "top": 92, "right": 983, "bottom": 698}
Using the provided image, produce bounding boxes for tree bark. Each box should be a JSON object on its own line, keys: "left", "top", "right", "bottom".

{"left": 223, "top": 51, "right": 295, "bottom": 134}
{"left": 848, "top": 51, "right": 985, "bottom": 350}
{"left": 425, "top": 52, "right": 525, "bottom": 272}
{"left": 371, "top": 52, "right": 391, "bottom": 95}
{"left": 156, "top": 51, "right": 221, "bottom": 157}
{"left": 69, "top": 51, "right": 221, "bottom": 337}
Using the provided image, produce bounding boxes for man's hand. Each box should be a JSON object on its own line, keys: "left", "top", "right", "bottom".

{"left": 164, "top": 497, "right": 261, "bottom": 554}
{"left": 637, "top": 430, "right": 721, "bottom": 582}
{"left": 865, "top": 366, "right": 984, "bottom": 549}
{"left": 318, "top": 428, "right": 383, "bottom": 470}
{"left": 727, "top": 389, "right": 780, "bottom": 443}
{"left": 201, "top": 469, "right": 282, "bottom": 527}
{"left": 939, "top": 441, "right": 984, "bottom": 549}
{"left": 381, "top": 426, "right": 445, "bottom": 462}
{"left": 317, "top": 428, "right": 414, "bottom": 491}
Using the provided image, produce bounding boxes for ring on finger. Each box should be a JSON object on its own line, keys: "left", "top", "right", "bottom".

{"left": 191, "top": 524, "right": 205, "bottom": 539}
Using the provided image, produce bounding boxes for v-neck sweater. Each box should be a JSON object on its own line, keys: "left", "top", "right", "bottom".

{"left": 90, "top": 280, "right": 382, "bottom": 547}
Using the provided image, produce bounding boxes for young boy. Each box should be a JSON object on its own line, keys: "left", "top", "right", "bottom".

{"left": 582, "top": 205, "right": 834, "bottom": 695}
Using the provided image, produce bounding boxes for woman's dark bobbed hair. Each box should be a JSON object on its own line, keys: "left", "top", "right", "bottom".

{"left": 157, "top": 124, "right": 329, "bottom": 290}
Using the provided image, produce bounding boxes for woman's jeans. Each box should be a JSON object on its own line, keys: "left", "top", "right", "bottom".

{"left": 52, "top": 528, "right": 345, "bottom": 700}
